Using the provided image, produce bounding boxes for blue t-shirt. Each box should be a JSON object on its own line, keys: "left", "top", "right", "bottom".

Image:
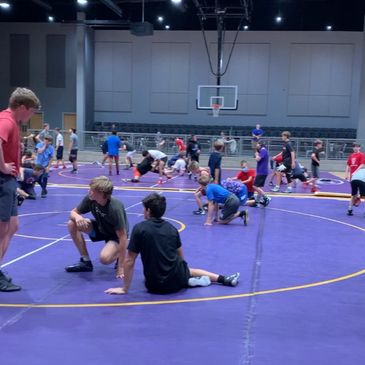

{"left": 256, "top": 147, "right": 269, "bottom": 175}
{"left": 252, "top": 128, "right": 264, "bottom": 141}
{"left": 206, "top": 184, "right": 231, "bottom": 204}
{"left": 107, "top": 135, "right": 121, "bottom": 156}
{"left": 35, "top": 142, "right": 54, "bottom": 168}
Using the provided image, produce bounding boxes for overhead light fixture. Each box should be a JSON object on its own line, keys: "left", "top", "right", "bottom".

{"left": 165, "top": 25, "right": 170, "bottom": 30}
{"left": 77, "top": 0, "right": 88, "bottom": 5}
{"left": 157, "top": 16, "right": 164, "bottom": 23}
{"left": 326, "top": 25, "right": 332, "bottom": 31}
{"left": 243, "top": 25, "right": 249, "bottom": 30}
{"left": 275, "top": 16, "right": 282, "bottom": 23}
{"left": 48, "top": 15, "right": 54, "bottom": 22}
{"left": 171, "top": 0, "right": 182, "bottom": 4}
{"left": 0, "top": 2, "right": 10, "bottom": 9}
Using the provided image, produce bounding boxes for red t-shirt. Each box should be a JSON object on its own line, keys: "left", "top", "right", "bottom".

{"left": 347, "top": 152, "right": 365, "bottom": 176}
{"left": 175, "top": 138, "right": 186, "bottom": 152}
{"left": 236, "top": 169, "right": 256, "bottom": 192}
{"left": 0, "top": 109, "right": 20, "bottom": 175}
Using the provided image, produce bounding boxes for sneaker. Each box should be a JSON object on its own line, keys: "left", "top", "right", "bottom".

{"left": 283, "top": 187, "right": 292, "bottom": 193}
{"left": 239, "top": 210, "right": 248, "bottom": 225}
{"left": 223, "top": 272, "right": 240, "bottom": 287}
{"left": 71, "top": 169, "right": 78, "bottom": 174}
{"left": 188, "top": 172, "right": 192, "bottom": 180}
{"left": 188, "top": 276, "right": 211, "bottom": 287}
{"left": 262, "top": 196, "right": 272, "bottom": 207}
{"left": 0, "top": 270, "right": 12, "bottom": 283}
{"left": 17, "top": 195, "right": 25, "bottom": 206}
{"left": 130, "top": 178, "right": 140, "bottom": 183}
{"left": 271, "top": 186, "right": 280, "bottom": 192}
{"left": 193, "top": 208, "right": 206, "bottom": 215}
{"left": 41, "top": 189, "right": 47, "bottom": 198}
{"left": 202, "top": 203, "right": 208, "bottom": 212}
{"left": 65, "top": 258, "right": 93, "bottom": 272}
{"left": 311, "top": 187, "right": 318, "bottom": 193}
{"left": 0, "top": 277, "right": 21, "bottom": 292}
{"left": 347, "top": 209, "right": 353, "bottom": 216}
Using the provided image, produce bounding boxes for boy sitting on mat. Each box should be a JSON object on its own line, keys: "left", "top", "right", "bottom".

{"left": 105, "top": 193, "right": 240, "bottom": 295}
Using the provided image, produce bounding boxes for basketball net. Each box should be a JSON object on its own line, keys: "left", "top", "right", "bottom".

{"left": 212, "top": 103, "right": 221, "bottom": 118}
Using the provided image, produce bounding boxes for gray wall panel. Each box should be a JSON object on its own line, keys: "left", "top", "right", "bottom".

{"left": 10, "top": 34, "right": 29, "bottom": 87}
{"left": 46, "top": 34, "right": 66, "bottom": 88}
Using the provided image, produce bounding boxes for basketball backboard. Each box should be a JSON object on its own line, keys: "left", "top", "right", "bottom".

{"left": 196, "top": 85, "right": 238, "bottom": 110}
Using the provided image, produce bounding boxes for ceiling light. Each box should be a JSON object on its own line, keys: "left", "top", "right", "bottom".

{"left": 165, "top": 25, "right": 170, "bottom": 30}
{"left": 243, "top": 25, "right": 249, "bottom": 30}
{"left": 157, "top": 16, "right": 164, "bottom": 23}
{"left": 0, "top": 2, "right": 10, "bottom": 9}
{"left": 171, "top": 0, "right": 182, "bottom": 4}
{"left": 326, "top": 25, "right": 332, "bottom": 31}
{"left": 275, "top": 16, "right": 282, "bottom": 23}
{"left": 77, "top": 0, "right": 88, "bottom": 5}
{"left": 48, "top": 16, "right": 54, "bottom": 22}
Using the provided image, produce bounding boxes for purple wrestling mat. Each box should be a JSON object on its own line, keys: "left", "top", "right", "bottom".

{"left": 1, "top": 164, "right": 364, "bottom": 365}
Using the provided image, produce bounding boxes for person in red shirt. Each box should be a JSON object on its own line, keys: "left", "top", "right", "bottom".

{"left": 345, "top": 143, "right": 365, "bottom": 180}
{"left": 0, "top": 87, "right": 40, "bottom": 292}
{"left": 232, "top": 160, "right": 256, "bottom": 199}
{"left": 175, "top": 137, "right": 186, "bottom": 153}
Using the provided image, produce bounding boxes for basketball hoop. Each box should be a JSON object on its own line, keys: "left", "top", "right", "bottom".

{"left": 212, "top": 103, "right": 221, "bottom": 118}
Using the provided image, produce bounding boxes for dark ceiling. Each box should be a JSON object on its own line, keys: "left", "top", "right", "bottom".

{"left": 0, "top": 0, "right": 364, "bottom": 31}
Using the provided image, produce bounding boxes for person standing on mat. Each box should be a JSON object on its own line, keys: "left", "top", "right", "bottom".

{"left": 65, "top": 176, "right": 128, "bottom": 278}
{"left": 35, "top": 135, "right": 54, "bottom": 198}
{"left": 345, "top": 142, "right": 365, "bottom": 181}
{"left": 106, "top": 130, "right": 121, "bottom": 175}
{"left": 0, "top": 87, "right": 41, "bottom": 292}
{"left": 68, "top": 128, "right": 78, "bottom": 174}
{"left": 105, "top": 193, "right": 240, "bottom": 295}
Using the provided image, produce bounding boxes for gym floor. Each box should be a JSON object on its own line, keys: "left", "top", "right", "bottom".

{"left": 1, "top": 163, "right": 364, "bottom": 365}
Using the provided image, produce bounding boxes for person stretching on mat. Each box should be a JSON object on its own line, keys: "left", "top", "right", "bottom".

{"left": 105, "top": 193, "right": 240, "bottom": 295}
{"left": 65, "top": 176, "right": 128, "bottom": 278}
{"left": 122, "top": 154, "right": 157, "bottom": 183}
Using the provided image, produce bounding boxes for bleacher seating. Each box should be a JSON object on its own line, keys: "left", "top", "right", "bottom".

{"left": 93, "top": 122, "right": 356, "bottom": 139}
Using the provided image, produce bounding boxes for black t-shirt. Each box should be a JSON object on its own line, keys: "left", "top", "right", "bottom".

{"left": 187, "top": 140, "right": 201, "bottom": 159}
{"left": 311, "top": 148, "right": 321, "bottom": 166}
{"left": 282, "top": 141, "right": 294, "bottom": 166}
{"left": 208, "top": 151, "right": 222, "bottom": 181}
{"left": 128, "top": 218, "right": 189, "bottom": 293}
{"left": 77, "top": 196, "right": 129, "bottom": 238}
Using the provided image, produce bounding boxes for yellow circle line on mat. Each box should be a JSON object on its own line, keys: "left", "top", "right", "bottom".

{"left": 1, "top": 269, "right": 364, "bottom": 308}
{"left": 4, "top": 206, "right": 365, "bottom": 308}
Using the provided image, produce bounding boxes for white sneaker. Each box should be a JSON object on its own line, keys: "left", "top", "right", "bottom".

{"left": 188, "top": 276, "right": 211, "bottom": 287}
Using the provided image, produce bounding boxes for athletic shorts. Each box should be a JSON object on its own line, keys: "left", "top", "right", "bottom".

{"left": 351, "top": 180, "right": 365, "bottom": 197}
{"left": 253, "top": 174, "right": 267, "bottom": 188}
{"left": 108, "top": 154, "right": 119, "bottom": 159}
{"left": 220, "top": 194, "right": 240, "bottom": 221}
{"left": 126, "top": 150, "right": 136, "bottom": 158}
{"left": 56, "top": 146, "right": 64, "bottom": 160}
{"left": 146, "top": 258, "right": 190, "bottom": 294}
{"left": 69, "top": 149, "right": 78, "bottom": 162}
{"left": 311, "top": 165, "right": 320, "bottom": 179}
{"left": 137, "top": 159, "right": 153, "bottom": 176}
{"left": 159, "top": 157, "right": 168, "bottom": 164}
{"left": 293, "top": 173, "right": 307, "bottom": 182}
{"left": 88, "top": 220, "right": 119, "bottom": 243}
{"left": 0, "top": 174, "right": 18, "bottom": 222}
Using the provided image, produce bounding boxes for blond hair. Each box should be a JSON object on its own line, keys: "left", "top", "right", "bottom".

{"left": 198, "top": 174, "right": 210, "bottom": 186}
{"left": 9, "top": 88, "right": 41, "bottom": 110}
{"left": 281, "top": 131, "right": 291, "bottom": 139}
{"left": 213, "top": 140, "right": 224, "bottom": 151}
{"left": 188, "top": 161, "right": 199, "bottom": 171}
{"left": 89, "top": 176, "right": 114, "bottom": 199}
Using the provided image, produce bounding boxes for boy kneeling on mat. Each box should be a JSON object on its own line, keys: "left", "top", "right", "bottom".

{"left": 105, "top": 193, "right": 239, "bottom": 295}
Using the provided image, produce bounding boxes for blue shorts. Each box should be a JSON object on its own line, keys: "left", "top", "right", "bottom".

{"left": 0, "top": 174, "right": 18, "bottom": 222}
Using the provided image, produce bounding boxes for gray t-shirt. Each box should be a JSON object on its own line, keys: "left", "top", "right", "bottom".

{"left": 70, "top": 133, "right": 78, "bottom": 150}
{"left": 123, "top": 141, "right": 135, "bottom": 151}
{"left": 77, "top": 196, "right": 129, "bottom": 238}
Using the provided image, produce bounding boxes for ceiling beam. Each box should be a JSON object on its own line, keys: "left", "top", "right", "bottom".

{"left": 31, "top": 0, "right": 52, "bottom": 12}
{"left": 99, "top": 0, "right": 123, "bottom": 18}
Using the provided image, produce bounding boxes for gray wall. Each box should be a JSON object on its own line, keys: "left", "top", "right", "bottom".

{"left": 94, "top": 30, "right": 364, "bottom": 129}
{"left": 0, "top": 23, "right": 363, "bottom": 130}
{"left": 0, "top": 23, "right": 77, "bottom": 128}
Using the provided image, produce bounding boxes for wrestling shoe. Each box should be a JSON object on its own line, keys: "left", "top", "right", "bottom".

{"left": 193, "top": 208, "right": 206, "bottom": 215}
{"left": 41, "top": 189, "right": 48, "bottom": 198}
{"left": 260, "top": 196, "right": 271, "bottom": 207}
{"left": 238, "top": 210, "right": 249, "bottom": 226}
{"left": 0, "top": 272, "right": 21, "bottom": 292}
{"left": 223, "top": 272, "right": 240, "bottom": 287}
{"left": 283, "top": 187, "right": 292, "bottom": 193}
{"left": 65, "top": 258, "right": 93, "bottom": 272}
{"left": 347, "top": 209, "right": 353, "bottom": 216}
{"left": 271, "top": 186, "right": 280, "bottom": 192}
{"left": 188, "top": 276, "right": 211, "bottom": 287}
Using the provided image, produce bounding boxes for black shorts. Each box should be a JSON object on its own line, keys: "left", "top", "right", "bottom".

{"left": 56, "top": 146, "right": 64, "bottom": 160}
{"left": 88, "top": 220, "right": 118, "bottom": 243}
{"left": 254, "top": 174, "right": 267, "bottom": 188}
{"left": 137, "top": 159, "right": 153, "bottom": 176}
{"left": 0, "top": 174, "right": 17, "bottom": 222}
{"left": 159, "top": 157, "right": 168, "bottom": 164}
{"left": 146, "top": 258, "right": 190, "bottom": 294}
{"left": 69, "top": 149, "right": 78, "bottom": 162}
{"left": 351, "top": 180, "right": 365, "bottom": 197}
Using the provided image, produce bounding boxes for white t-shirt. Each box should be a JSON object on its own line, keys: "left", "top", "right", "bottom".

{"left": 351, "top": 168, "right": 365, "bottom": 182}
{"left": 173, "top": 158, "right": 186, "bottom": 171}
{"left": 56, "top": 133, "right": 64, "bottom": 147}
{"left": 148, "top": 150, "right": 167, "bottom": 160}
